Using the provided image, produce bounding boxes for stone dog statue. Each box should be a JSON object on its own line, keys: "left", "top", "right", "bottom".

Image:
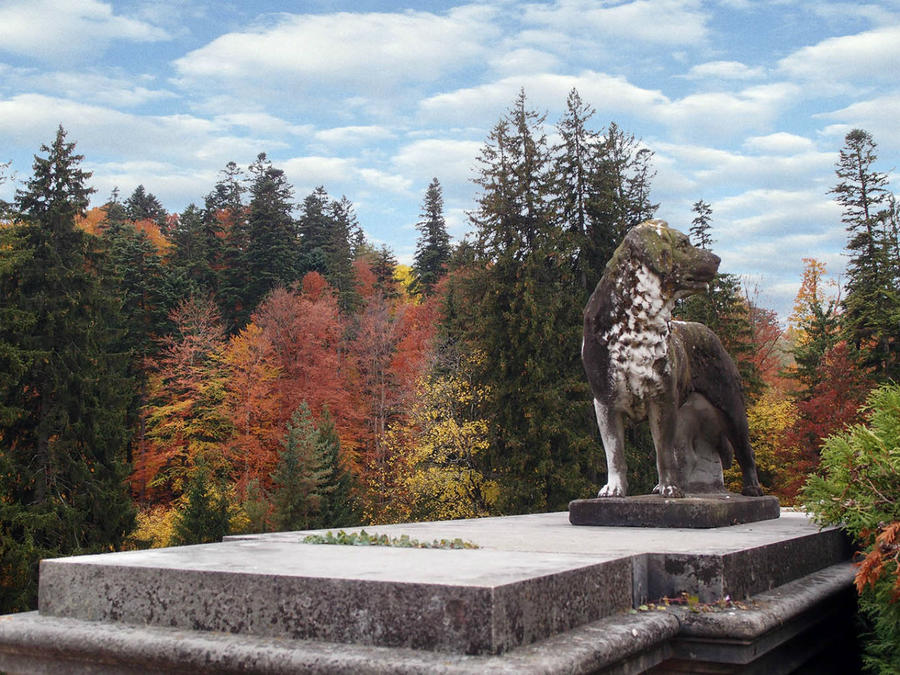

{"left": 581, "top": 220, "right": 763, "bottom": 498}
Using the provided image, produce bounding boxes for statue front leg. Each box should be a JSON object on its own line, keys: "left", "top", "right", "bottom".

{"left": 649, "top": 399, "right": 684, "bottom": 498}
{"left": 594, "top": 399, "right": 628, "bottom": 497}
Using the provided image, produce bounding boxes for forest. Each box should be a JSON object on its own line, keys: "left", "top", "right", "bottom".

{"left": 2, "top": 89, "right": 899, "bottom": 634}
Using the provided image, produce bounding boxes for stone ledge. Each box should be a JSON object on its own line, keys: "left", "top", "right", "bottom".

{"left": 37, "top": 543, "right": 633, "bottom": 656}
{"left": 569, "top": 493, "right": 781, "bottom": 528}
{"left": 0, "top": 563, "right": 855, "bottom": 675}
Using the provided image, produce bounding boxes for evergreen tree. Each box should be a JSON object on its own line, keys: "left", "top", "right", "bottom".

{"left": 298, "top": 186, "right": 332, "bottom": 274}
{"left": 169, "top": 203, "right": 224, "bottom": 296}
{"left": 372, "top": 244, "right": 399, "bottom": 298}
{"left": 125, "top": 184, "right": 166, "bottom": 229}
{"left": 313, "top": 406, "right": 361, "bottom": 528}
{"left": 271, "top": 403, "right": 327, "bottom": 531}
{"left": 584, "top": 121, "right": 657, "bottom": 283}
{"left": 212, "top": 162, "right": 250, "bottom": 330}
{"left": 554, "top": 88, "right": 601, "bottom": 291}
{"left": 464, "top": 91, "right": 595, "bottom": 513}
{"left": 678, "top": 201, "right": 761, "bottom": 398}
{"left": 297, "top": 188, "right": 359, "bottom": 311}
{"left": 689, "top": 199, "right": 713, "bottom": 249}
{"left": 412, "top": 178, "right": 451, "bottom": 295}
{"left": 831, "top": 129, "right": 899, "bottom": 380}
{"left": 0, "top": 127, "right": 134, "bottom": 611}
{"left": 171, "top": 467, "right": 230, "bottom": 545}
{"left": 226, "top": 153, "right": 299, "bottom": 330}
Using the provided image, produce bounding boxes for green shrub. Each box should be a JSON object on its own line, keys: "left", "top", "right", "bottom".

{"left": 801, "top": 383, "right": 900, "bottom": 674}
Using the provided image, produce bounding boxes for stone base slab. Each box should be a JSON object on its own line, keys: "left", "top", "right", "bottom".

{"left": 0, "top": 511, "right": 855, "bottom": 673}
{"left": 568, "top": 493, "right": 781, "bottom": 528}
{"left": 37, "top": 542, "right": 632, "bottom": 656}
{"left": 0, "top": 564, "right": 856, "bottom": 674}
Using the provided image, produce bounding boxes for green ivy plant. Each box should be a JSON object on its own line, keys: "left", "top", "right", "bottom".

{"left": 302, "top": 529, "right": 478, "bottom": 550}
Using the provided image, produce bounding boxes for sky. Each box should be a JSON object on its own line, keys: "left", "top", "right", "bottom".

{"left": 0, "top": 0, "right": 898, "bottom": 319}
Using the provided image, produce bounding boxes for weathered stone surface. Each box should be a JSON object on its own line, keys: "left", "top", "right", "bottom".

{"left": 568, "top": 493, "right": 780, "bottom": 528}
{"left": 0, "top": 511, "right": 855, "bottom": 673}
{"left": 38, "top": 542, "right": 632, "bottom": 655}
{"left": 0, "top": 563, "right": 854, "bottom": 674}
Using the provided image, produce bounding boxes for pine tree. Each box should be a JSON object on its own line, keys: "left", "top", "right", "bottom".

{"left": 271, "top": 403, "right": 327, "bottom": 531}
{"left": 372, "top": 244, "right": 399, "bottom": 298}
{"left": 171, "top": 467, "right": 231, "bottom": 545}
{"left": 678, "top": 201, "right": 762, "bottom": 398}
{"left": 169, "top": 203, "right": 224, "bottom": 296}
{"left": 298, "top": 188, "right": 359, "bottom": 312}
{"left": 554, "top": 89, "right": 601, "bottom": 291}
{"left": 312, "top": 406, "right": 360, "bottom": 528}
{"left": 689, "top": 199, "right": 713, "bottom": 249}
{"left": 831, "top": 129, "right": 899, "bottom": 380}
{"left": 226, "top": 153, "right": 299, "bottom": 330}
{"left": 464, "top": 91, "right": 595, "bottom": 512}
{"left": 412, "top": 178, "right": 451, "bottom": 295}
{"left": 0, "top": 126, "right": 135, "bottom": 611}
{"left": 585, "top": 121, "right": 657, "bottom": 282}
{"left": 125, "top": 184, "right": 166, "bottom": 229}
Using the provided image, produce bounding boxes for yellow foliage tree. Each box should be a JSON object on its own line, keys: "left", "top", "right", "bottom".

{"left": 723, "top": 391, "right": 798, "bottom": 502}
{"left": 124, "top": 506, "right": 177, "bottom": 549}
{"left": 382, "top": 353, "right": 499, "bottom": 523}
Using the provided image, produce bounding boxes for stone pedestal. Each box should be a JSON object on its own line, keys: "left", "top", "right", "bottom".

{"left": 0, "top": 511, "right": 855, "bottom": 674}
{"left": 569, "top": 493, "right": 781, "bottom": 528}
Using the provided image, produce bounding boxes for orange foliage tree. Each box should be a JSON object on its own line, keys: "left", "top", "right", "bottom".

{"left": 132, "top": 296, "right": 232, "bottom": 502}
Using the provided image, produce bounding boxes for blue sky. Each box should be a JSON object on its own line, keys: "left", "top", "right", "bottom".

{"left": 1, "top": 0, "right": 898, "bottom": 318}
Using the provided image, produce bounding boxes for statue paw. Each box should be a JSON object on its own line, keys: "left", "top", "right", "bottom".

{"left": 597, "top": 482, "right": 626, "bottom": 498}
{"left": 651, "top": 484, "right": 660, "bottom": 494}
{"left": 658, "top": 484, "right": 684, "bottom": 498}
{"left": 741, "top": 484, "right": 763, "bottom": 497}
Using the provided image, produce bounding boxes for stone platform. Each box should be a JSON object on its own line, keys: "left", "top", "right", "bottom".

{"left": 569, "top": 493, "right": 782, "bottom": 528}
{"left": 0, "top": 510, "right": 856, "bottom": 673}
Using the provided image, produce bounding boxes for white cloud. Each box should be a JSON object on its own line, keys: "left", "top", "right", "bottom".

{"left": 0, "top": 94, "right": 273, "bottom": 167}
{"left": 778, "top": 25, "right": 900, "bottom": 88}
{"left": 173, "top": 7, "right": 499, "bottom": 94}
{"left": 280, "top": 156, "right": 411, "bottom": 198}
{"left": 3, "top": 70, "right": 175, "bottom": 108}
{"left": 714, "top": 188, "right": 842, "bottom": 237}
{"left": 684, "top": 60, "right": 766, "bottom": 80}
{"left": 657, "top": 83, "right": 800, "bottom": 140}
{"left": 314, "top": 126, "right": 396, "bottom": 146}
{"left": 392, "top": 139, "right": 483, "bottom": 189}
{"left": 522, "top": 0, "right": 709, "bottom": 46}
{"left": 742, "top": 132, "right": 816, "bottom": 154}
{"left": 213, "top": 112, "right": 312, "bottom": 137}
{"left": 818, "top": 93, "right": 900, "bottom": 152}
{"left": 90, "top": 160, "right": 214, "bottom": 208}
{"left": 0, "top": 0, "right": 169, "bottom": 62}
{"left": 488, "top": 48, "right": 562, "bottom": 76}
{"left": 419, "top": 71, "right": 667, "bottom": 125}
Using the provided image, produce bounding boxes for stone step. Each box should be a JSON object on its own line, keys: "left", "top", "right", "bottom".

{"left": 38, "top": 541, "right": 632, "bottom": 655}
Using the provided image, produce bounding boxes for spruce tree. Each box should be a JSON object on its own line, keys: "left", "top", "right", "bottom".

{"left": 554, "top": 89, "right": 601, "bottom": 292}
{"left": 298, "top": 188, "right": 359, "bottom": 311}
{"left": 831, "top": 129, "right": 899, "bottom": 380}
{"left": 169, "top": 203, "right": 224, "bottom": 296}
{"left": 689, "top": 199, "right": 713, "bottom": 249}
{"left": 677, "top": 201, "right": 762, "bottom": 398}
{"left": 585, "top": 121, "right": 657, "bottom": 281}
{"left": 226, "top": 153, "right": 299, "bottom": 329}
{"left": 171, "top": 468, "right": 231, "bottom": 545}
{"left": 125, "top": 184, "right": 166, "bottom": 229}
{"left": 0, "top": 127, "right": 134, "bottom": 611}
{"left": 271, "top": 403, "right": 327, "bottom": 531}
{"left": 412, "top": 178, "right": 451, "bottom": 295}
{"left": 464, "top": 91, "right": 595, "bottom": 513}
{"left": 312, "top": 406, "right": 361, "bottom": 528}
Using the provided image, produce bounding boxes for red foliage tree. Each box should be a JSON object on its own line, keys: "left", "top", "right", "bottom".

{"left": 781, "top": 341, "right": 874, "bottom": 500}
{"left": 132, "top": 296, "right": 231, "bottom": 502}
